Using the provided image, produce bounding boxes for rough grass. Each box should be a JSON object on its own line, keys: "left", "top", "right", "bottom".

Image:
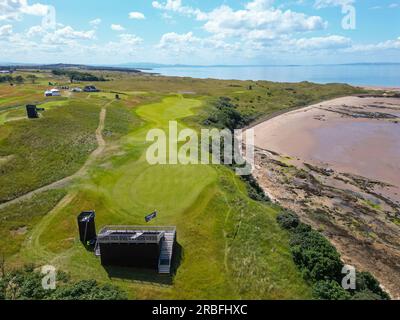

{"left": 0, "top": 98, "right": 103, "bottom": 203}
{"left": 0, "top": 189, "right": 66, "bottom": 257}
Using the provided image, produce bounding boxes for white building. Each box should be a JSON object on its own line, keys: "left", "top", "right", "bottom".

{"left": 44, "top": 88, "right": 61, "bottom": 97}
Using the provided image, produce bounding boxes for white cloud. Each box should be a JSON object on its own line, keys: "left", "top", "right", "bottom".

{"left": 157, "top": 31, "right": 240, "bottom": 55}
{"left": 152, "top": 0, "right": 206, "bottom": 20}
{"left": 0, "top": 0, "right": 50, "bottom": 21}
{"left": 27, "top": 24, "right": 44, "bottom": 37}
{"left": 99, "top": 33, "right": 143, "bottom": 59}
{"left": 348, "top": 38, "right": 400, "bottom": 52}
{"left": 0, "top": 23, "right": 12, "bottom": 37}
{"left": 42, "top": 26, "right": 95, "bottom": 45}
{"left": 153, "top": 1, "right": 326, "bottom": 41}
{"left": 288, "top": 35, "right": 352, "bottom": 50}
{"left": 202, "top": 3, "right": 327, "bottom": 41}
{"left": 245, "top": 0, "right": 275, "bottom": 11}
{"left": 314, "top": 0, "right": 355, "bottom": 9}
{"left": 118, "top": 33, "right": 142, "bottom": 45}
{"left": 89, "top": 18, "right": 101, "bottom": 26}
{"left": 129, "top": 11, "right": 145, "bottom": 19}
{"left": 111, "top": 24, "right": 125, "bottom": 31}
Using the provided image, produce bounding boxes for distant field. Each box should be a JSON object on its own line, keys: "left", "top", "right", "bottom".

{"left": 0, "top": 71, "right": 367, "bottom": 299}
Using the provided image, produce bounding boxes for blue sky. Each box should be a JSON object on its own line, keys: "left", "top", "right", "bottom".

{"left": 0, "top": 0, "right": 399, "bottom": 65}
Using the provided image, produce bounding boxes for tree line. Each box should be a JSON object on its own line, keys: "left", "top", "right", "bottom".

{"left": 51, "top": 69, "right": 107, "bottom": 82}
{"left": 0, "top": 74, "right": 38, "bottom": 84}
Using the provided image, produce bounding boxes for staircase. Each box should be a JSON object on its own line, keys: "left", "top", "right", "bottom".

{"left": 158, "top": 230, "right": 176, "bottom": 274}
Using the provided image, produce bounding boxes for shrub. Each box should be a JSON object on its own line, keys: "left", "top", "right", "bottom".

{"left": 0, "top": 266, "right": 127, "bottom": 300}
{"left": 241, "top": 174, "right": 270, "bottom": 203}
{"left": 351, "top": 290, "right": 383, "bottom": 300}
{"left": 277, "top": 211, "right": 300, "bottom": 230}
{"left": 51, "top": 280, "right": 127, "bottom": 300}
{"left": 205, "top": 97, "right": 246, "bottom": 130}
{"left": 313, "top": 280, "right": 351, "bottom": 300}
{"left": 277, "top": 210, "right": 390, "bottom": 300}
{"left": 355, "top": 272, "right": 390, "bottom": 300}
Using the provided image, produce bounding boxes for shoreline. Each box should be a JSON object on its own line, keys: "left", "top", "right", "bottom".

{"left": 244, "top": 85, "right": 400, "bottom": 130}
{"left": 247, "top": 94, "right": 400, "bottom": 299}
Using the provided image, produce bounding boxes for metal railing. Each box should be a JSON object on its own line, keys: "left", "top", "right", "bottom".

{"left": 99, "top": 226, "right": 176, "bottom": 233}
{"left": 97, "top": 226, "right": 176, "bottom": 244}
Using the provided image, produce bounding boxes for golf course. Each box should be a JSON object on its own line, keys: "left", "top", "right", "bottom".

{"left": 0, "top": 70, "right": 370, "bottom": 299}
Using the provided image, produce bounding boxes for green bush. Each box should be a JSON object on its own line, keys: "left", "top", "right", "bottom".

{"left": 277, "top": 211, "right": 390, "bottom": 300}
{"left": 351, "top": 290, "right": 384, "bottom": 300}
{"left": 241, "top": 174, "right": 270, "bottom": 203}
{"left": 277, "top": 211, "right": 300, "bottom": 230}
{"left": 355, "top": 272, "right": 390, "bottom": 300}
{"left": 313, "top": 280, "right": 351, "bottom": 300}
{"left": 51, "top": 280, "right": 127, "bottom": 300}
{"left": 290, "top": 226, "right": 343, "bottom": 282}
{"left": 0, "top": 266, "right": 127, "bottom": 300}
{"left": 205, "top": 97, "right": 246, "bottom": 130}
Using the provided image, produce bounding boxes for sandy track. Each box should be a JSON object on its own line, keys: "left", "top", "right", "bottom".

{"left": 0, "top": 100, "right": 111, "bottom": 210}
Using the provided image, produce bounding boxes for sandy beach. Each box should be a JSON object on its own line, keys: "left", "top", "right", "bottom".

{"left": 252, "top": 96, "right": 400, "bottom": 202}
{"left": 247, "top": 93, "right": 400, "bottom": 298}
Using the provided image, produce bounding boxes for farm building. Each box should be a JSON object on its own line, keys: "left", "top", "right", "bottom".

{"left": 44, "top": 88, "right": 61, "bottom": 97}
{"left": 83, "top": 85, "right": 100, "bottom": 92}
{"left": 94, "top": 226, "right": 177, "bottom": 274}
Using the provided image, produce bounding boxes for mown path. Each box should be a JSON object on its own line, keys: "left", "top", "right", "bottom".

{"left": 0, "top": 100, "right": 112, "bottom": 211}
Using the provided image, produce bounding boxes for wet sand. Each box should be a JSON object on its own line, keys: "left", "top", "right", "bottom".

{"left": 252, "top": 96, "right": 400, "bottom": 202}
{"left": 247, "top": 94, "right": 400, "bottom": 298}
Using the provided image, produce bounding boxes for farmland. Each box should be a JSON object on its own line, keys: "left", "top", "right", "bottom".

{"left": 0, "top": 70, "right": 366, "bottom": 299}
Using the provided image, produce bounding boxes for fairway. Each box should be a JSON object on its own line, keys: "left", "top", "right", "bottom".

{"left": 3, "top": 93, "right": 311, "bottom": 299}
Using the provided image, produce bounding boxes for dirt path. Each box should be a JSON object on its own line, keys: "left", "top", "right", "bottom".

{"left": 0, "top": 101, "right": 112, "bottom": 210}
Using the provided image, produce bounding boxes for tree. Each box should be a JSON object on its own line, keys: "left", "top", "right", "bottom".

{"left": 14, "top": 75, "right": 24, "bottom": 84}
{"left": 26, "top": 74, "right": 38, "bottom": 84}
